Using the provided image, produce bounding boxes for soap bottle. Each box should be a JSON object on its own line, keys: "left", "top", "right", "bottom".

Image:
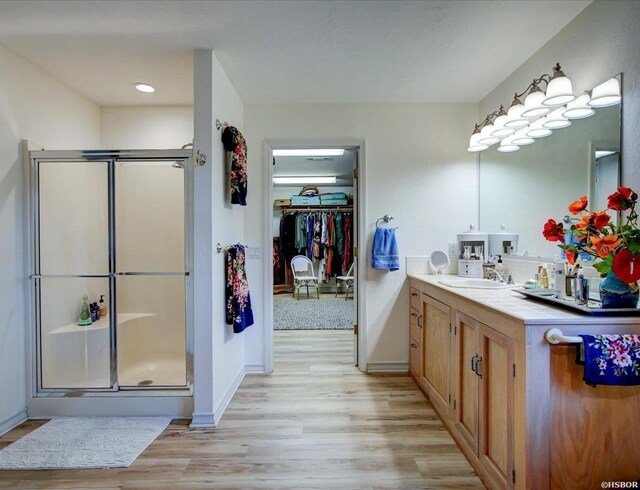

{"left": 99, "top": 295, "right": 107, "bottom": 318}
{"left": 78, "top": 294, "right": 93, "bottom": 326}
{"left": 496, "top": 255, "right": 505, "bottom": 274}
{"left": 540, "top": 266, "right": 549, "bottom": 289}
{"left": 554, "top": 260, "right": 567, "bottom": 299}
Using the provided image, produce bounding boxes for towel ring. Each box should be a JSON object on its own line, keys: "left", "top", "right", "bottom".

{"left": 376, "top": 215, "right": 397, "bottom": 228}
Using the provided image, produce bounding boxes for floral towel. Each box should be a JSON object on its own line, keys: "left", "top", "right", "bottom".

{"left": 578, "top": 334, "right": 640, "bottom": 387}
{"left": 221, "top": 125, "right": 248, "bottom": 206}
{"left": 225, "top": 244, "right": 254, "bottom": 334}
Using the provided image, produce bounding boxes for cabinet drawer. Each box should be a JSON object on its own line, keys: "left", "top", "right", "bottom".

{"left": 410, "top": 308, "right": 422, "bottom": 341}
{"left": 409, "top": 336, "right": 420, "bottom": 376}
{"left": 410, "top": 287, "right": 421, "bottom": 310}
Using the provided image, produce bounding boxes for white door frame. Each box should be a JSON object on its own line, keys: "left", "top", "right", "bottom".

{"left": 263, "top": 139, "right": 367, "bottom": 373}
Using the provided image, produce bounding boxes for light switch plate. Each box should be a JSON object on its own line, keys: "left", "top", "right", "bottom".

{"left": 448, "top": 242, "right": 457, "bottom": 257}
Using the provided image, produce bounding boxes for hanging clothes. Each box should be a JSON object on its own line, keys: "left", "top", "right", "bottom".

{"left": 294, "top": 213, "right": 307, "bottom": 251}
{"left": 335, "top": 212, "right": 344, "bottom": 260}
{"left": 306, "top": 214, "right": 314, "bottom": 259}
{"left": 221, "top": 125, "right": 248, "bottom": 206}
{"left": 342, "top": 213, "right": 352, "bottom": 274}
{"left": 225, "top": 244, "right": 254, "bottom": 333}
{"left": 279, "top": 213, "right": 297, "bottom": 260}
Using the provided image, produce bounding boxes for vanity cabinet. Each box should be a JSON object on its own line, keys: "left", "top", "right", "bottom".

{"left": 420, "top": 294, "right": 452, "bottom": 416}
{"left": 408, "top": 275, "right": 640, "bottom": 489}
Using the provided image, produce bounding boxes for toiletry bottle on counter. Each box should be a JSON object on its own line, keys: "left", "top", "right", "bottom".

{"left": 553, "top": 260, "right": 567, "bottom": 299}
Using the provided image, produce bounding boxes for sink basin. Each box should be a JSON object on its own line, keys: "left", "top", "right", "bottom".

{"left": 439, "top": 278, "right": 514, "bottom": 289}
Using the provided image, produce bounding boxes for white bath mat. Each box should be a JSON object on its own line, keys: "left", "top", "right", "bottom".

{"left": 0, "top": 417, "right": 171, "bottom": 470}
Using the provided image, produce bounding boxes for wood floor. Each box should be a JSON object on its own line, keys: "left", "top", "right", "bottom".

{"left": 0, "top": 331, "right": 484, "bottom": 489}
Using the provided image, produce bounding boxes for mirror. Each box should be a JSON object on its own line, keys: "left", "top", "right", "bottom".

{"left": 429, "top": 250, "right": 450, "bottom": 277}
{"left": 479, "top": 74, "right": 622, "bottom": 259}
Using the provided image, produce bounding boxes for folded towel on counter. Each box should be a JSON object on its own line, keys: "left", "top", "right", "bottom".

{"left": 577, "top": 334, "right": 640, "bottom": 387}
{"left": 372, "top": 227, "right": 399, "bottom": 271}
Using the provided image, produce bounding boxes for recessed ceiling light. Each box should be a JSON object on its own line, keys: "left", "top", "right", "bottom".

{"left": 134, "top": 83, "right": 155, "bottom": 93}
{"left": 273, "top": 176, "right": 337, "bottom": 184}
{"left": 272, "top": 149, "right": 344, "bottom": 157}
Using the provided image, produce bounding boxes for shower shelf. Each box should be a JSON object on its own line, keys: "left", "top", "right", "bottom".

{"left": 50, "top": 313, "right": 155, "bottom": 335}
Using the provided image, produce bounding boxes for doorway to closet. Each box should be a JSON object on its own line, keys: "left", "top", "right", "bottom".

{"left": 270, "top": 146, "right": 360, "bottom": 367}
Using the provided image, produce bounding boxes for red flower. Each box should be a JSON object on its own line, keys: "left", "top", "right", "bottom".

{"left": 542, "top": 219, "right": 564, "bottom": 242}
{"left": 607, "top": 186, "right": 638, "bottom": 211}
{"left": 565, "top": 250, "right": 577, "bottom": 265}
{"left": 612, "top": 249, "right": 640, "bottom": 284}
{"left": 592, "top": 211, "right": 611, "bottom": 230}
{"left": 568, "top": 196, "right": 588, "bottom": 214}
{"left": 589, "top": 235, "right": 621, "bottom": 259}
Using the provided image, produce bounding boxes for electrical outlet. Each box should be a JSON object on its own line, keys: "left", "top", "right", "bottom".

{"left": 448, "top": 242, "right": 457, "bottom": 257}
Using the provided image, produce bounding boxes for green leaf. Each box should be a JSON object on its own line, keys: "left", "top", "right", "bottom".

{"left": 593, "top": 254, "right": 614, "bottom": 277}
{"left": 627, "top": 239, "right": 640, "bottom": 254}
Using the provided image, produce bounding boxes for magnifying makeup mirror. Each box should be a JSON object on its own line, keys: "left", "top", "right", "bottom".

{"left": 429, "top": 250, "right": 450, "bottom": 280}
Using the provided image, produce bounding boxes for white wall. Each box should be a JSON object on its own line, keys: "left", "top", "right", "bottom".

{"left": 479, "top": 0, "right": 640, "bottom": 190}
{"left": 243, "top": 103, "right": 478, "bottom": 369}
{"left": 101, "top": 106, "right": 193, "bottom": 149}
{"left": 0, "top": 44, "right": 101, "bottom": 432}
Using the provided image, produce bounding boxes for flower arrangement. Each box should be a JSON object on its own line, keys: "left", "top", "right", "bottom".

{"left": 542, "top": 186, "right": 640, "bottom": 285}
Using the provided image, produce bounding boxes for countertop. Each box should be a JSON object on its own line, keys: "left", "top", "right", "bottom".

{"left": 409, "top": 274, "right": 640, "bottom": 325}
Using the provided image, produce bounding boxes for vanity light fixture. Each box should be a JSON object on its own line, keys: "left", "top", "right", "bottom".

{"left": 490, "top": 106, "right": 515, "bottom": 138}
{"left": 134, "top": 83, "right": 155, "bottom": 93}
{"left": 477, "top": 125, "right": 501, "bottom": 145}
{"left": 467, "top": 63, "right": 576, "bottom": 153}
{"left": 511, "top": 127, "right": 535, "bottom": 146}
{"left": 273, "top": 176, "right": 337, "bottom": 184}
{"left": 563, "top": 94, "right": 595, "bottom": 119}
{"left": 468, "top": 127, "right": 490, "bottom": 152}
{"left": 542, "top": 64, "right": 576, "bottom": 106}
{"left": 497, "top": 135, "right": 520, "bottom": 153}
{"left": 272, "top": 149, "right": 345, "bottom": 157}
{"left": 542, "top": 107, "right": 572, "bottom": 129}
{"left": 588, "top": 77, "right": 621, "bottom": 107}
{"left": 526, "top": 118, "right": 553, "bottom": 138}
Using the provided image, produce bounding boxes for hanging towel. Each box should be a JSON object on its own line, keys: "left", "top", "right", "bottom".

{"left": 372, "top": 227, "right": 399, "bottom": 271}
{"left": 225, "top": 244, "right": 254, "bottom": 333}
{"left": 577, "top": 334, "right": 640, "bottom": 387}
{"left": 221, "top": 125, "right": 248, "bottom": 206}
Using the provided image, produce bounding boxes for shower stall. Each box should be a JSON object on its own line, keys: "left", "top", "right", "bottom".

{"left": 26, "top": 149, "right": 193, "bottom": 398}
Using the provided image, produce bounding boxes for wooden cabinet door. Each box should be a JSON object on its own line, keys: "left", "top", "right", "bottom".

{"left": 478, "top": 324, "right": 515, "bottom": 490}
{"left": 409, "top": 307, "right": 422, "bottom": 378}
{"left": 453, "top": 312, "right": 480, "bottom": 455}
{"left": 420, "top": 294, "right": 451, "bottom": 416}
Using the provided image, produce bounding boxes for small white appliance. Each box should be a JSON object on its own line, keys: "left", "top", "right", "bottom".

{"left": 457, "top": 226, "right": 489, "bottom": 278}
{"left": 489, "top": 225, "right": 519, "bottom": 256}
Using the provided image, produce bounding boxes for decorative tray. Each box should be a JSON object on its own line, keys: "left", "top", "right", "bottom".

{"left": 514, "top": 288, "right": 640, "bottom": 316}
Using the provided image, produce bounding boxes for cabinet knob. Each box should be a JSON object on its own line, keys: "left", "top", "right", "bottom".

{"left": 417, "top": 314, "right": 422, "bottom": 328}
{"left": 411, "top": 312, "right": 418, "bottom": 317}
{"left": 411, "top": 292, "right": 419, "bottom": 297}
{"left": 411, "top": 342, "right": 418, "bottom": 348}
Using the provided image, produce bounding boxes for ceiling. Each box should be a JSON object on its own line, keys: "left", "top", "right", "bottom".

{"left": 272, "top": 148, "right": 356, "bottom": 187}
{"left": 0, "top": 1, "right": 590, "bottom": 106}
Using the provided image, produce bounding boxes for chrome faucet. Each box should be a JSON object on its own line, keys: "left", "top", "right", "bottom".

{"left": 488, "top": 269, "right": 507, "bottom": 283}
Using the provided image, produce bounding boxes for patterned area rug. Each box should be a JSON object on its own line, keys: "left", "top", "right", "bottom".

{"left": 274, "top": 295, "right": 355, "bottom": 330}
{"left": 0, "top": 417, "right": 171, "bottom": 470}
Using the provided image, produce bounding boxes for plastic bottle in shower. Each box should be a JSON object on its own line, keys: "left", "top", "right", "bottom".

{"left": 99, "top": 295, "right": 107, "bottom": 318}
{"left": 78, "top": 294, "right": 92, "bottom": 326}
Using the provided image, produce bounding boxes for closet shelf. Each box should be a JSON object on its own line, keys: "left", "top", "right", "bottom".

{"left": 277, "top": 204, "right": 353, "bottom": 213}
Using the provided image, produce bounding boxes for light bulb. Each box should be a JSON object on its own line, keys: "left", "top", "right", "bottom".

{"left": 511, "top": 127, "right": 535, "bottom": 146}
{"left": 563, "top": 94, "right": 595, "bottom": 119}
{"left": 526, "top": 118, "right": 553, "bottom": 138}
{"left": 542, "top": 107, "right": 572, "bottom": 129}
{"left": 588, "top": 78, "right": 621, "bottom": 107}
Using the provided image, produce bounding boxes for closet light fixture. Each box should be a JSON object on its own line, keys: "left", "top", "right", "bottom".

{"left": 273, "top": 176, "right": 337, "bottom": 184}
{"left": 588, "top": 78, "right": 621, "bottom": 107}
{"left": 134, "top": 83, "right": 155, "bottom": 93}
{"left": 542, "top": 107, "right": 572, "bottom": 129}
{"left": 563, "top": 94, "right": 595, "bottom": 119}
{"left": 542, "top": 64, "right": 575, "bottom": 106}
{"left": 273, "top": 149, "right": 345, "bottom": 157}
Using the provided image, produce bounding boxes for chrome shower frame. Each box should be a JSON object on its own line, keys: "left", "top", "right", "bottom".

{"left": 25, "top": 149, "right": 194, "bottom": 398}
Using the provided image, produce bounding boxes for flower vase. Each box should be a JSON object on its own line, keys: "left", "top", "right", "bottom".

{"left": 599, "top": 272, "right": 639, "bottom": 309}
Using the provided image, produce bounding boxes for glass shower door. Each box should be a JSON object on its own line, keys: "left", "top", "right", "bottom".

{"left": 36, "top": 160, "right": 113, "bottom": 390}
{"left": 115, "top": 159, "right": 188, "bottom": 388}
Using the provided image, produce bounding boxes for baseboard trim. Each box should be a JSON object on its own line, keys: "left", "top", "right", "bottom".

{"left": 367, "top": 362, "right": 409, "bottom": 373}
{"left": 245, "top": 364, "right": 266, "bottom": 374}
{"left": 189, "top": 411, "right": 216, "bottom": 429}
{"left": 0, "top": 409, "right": 28, "bottom": 436}
{"left": 213, "top": 366, "right": 246, "bottom": 426}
